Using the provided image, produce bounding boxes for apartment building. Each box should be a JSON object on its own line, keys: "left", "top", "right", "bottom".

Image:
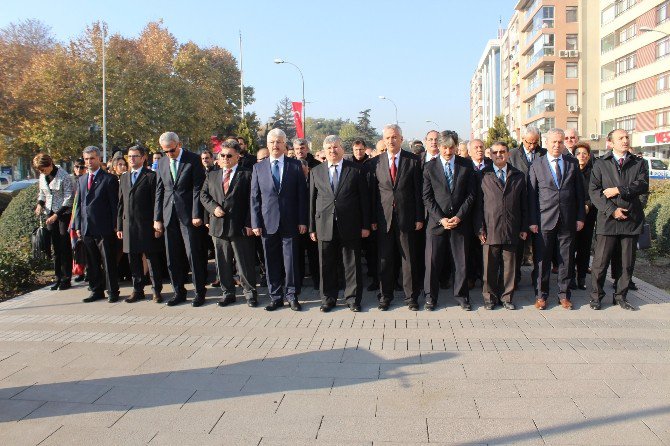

{"left": 599, "top": 0, "right": 670, "bottom": 157}
{"left": 500, "top": 12, "right": 523, "bottom": 141}
{"left": 470, "top": 39, "right": 502, "bottom": 141}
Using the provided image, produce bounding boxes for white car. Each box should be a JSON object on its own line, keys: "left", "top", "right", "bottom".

{"left": 0, "top": 174, "right": 11, "bottom": 190}
{"left": 643, "top": 158, "right": 670, "bottom": 180}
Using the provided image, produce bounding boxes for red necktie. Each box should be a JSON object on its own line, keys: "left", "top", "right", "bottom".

{"left": 390, "top": 155, "right": 397, "bottom": 184}
{"left": 87, "top": 173, "right": 93, "bottom": 191}
{"left": 222, "top": 169, "right": 231, "bottom": 194}
{"left": 619, "top": 158, "right": 624, "bottom": 168}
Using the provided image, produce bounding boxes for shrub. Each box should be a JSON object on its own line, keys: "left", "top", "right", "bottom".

{"left": 0, "top": 244, "right": 37, "bottom": 298}
{"left": 0, "top": 184, "right": 41, "bottom": 250}
{"left": 653, "top": 192, "right": 670, "bottom": 252}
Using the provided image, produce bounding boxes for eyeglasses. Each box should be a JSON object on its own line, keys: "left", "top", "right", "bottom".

{"left": 490, "top": 150, "right": 507, "bottom": 155}
{"left": 219, "top": 154, "right": 234, "bottom": 159}
{"left": 163, "top": 149, "right": 177, "bottom": 154}
{"left": 74, "top": 165, "right": 85, "bottom": 169}
{"left": 127, "top": 154, "right": 143, "bottom": 159}
{"left": 257, "top": 156, "right": 268, "bottom": 161}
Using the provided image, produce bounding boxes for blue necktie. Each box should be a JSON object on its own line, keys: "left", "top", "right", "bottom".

{"left": 131, "top": 171, "right": 138, "bottom": 186}
{"left": 497, "top": 169, "right": 505, "bottom": 186}
{"left": 444, "top": 162, "right": 453, "bottom": 191}
{"left": 272, "top": 160, "right": 281, "bottom": 190}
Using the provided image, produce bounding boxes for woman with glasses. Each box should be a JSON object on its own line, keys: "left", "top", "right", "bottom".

{"left": 33, "top": 153, "right": 75, "bottom": 291}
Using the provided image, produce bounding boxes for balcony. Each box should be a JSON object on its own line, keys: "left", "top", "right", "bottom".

{"left": 527, "top": 100, "right": 555, "bottom": 119}
{"left": 524, "top": 0, "right": 540, "bottom": 22}
{"left": 526, "top": 74, "right": 554, "bottom": 93}
{"left": 526, "top": 47, "right": 554, "bottom": 69}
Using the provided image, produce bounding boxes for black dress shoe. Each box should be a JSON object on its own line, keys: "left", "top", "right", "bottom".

{"left": 619, "top": 300, "right": 636, "bottom": 311}
{"left": 629, "top": 281, "right": 638, "bottom": 291}
{"left": 82, "top": 293, "right": 104, "bottom": 303}
{"left": 577, "top": 279, "right": 586, "bottom": 290}
{"left": 407, "top": 302, "right": 419, "bottom": 311}
{"left": 210, "top": 280, "right": 221, "bottom": 288}
{"left": 378, "top": 301, "right": 390, "bottom": 311}
{"left": 460, "top": 301, "right": 472, "bottom": 311}
{"left": 424, "top": 303, "right": 435, "bottom": 311}
{"left": 265, "top": 300, "right": 285, "bottom": 311}
{"left": 50, "top": 282, "right": 60, "bottom": 291}
{"left": 59, "top": 281, "right": 71, "bottom": 290}
{"left": 319, "top": 304, "right": 332, "bottom": 312}
{"left": 503, "top": 302, "right": 516, "bottom": 310}
{"left": 484, "top": 302, "right": 495, "bottom": 310}
{"left": 568, "top": 280, "right": 577, "bottom": 290}
{"left": 192, "top": 296, "right": 206, "bottom": 307}
{"left": 289, "top": 300, "right": 302, "bottom": 311}
{"left": 217, "top": 296, "right": 236, "bottom": 307}
{"left": 349, "top": 303, "right": 361, "bottom": 312}
{"left": 74, "top": 275, "right": 86, "bottom": 283}
{"left": 108, "top": 294, "right": 119, "bottom": 303}
{"left": 367, "top": 282, "right": 379, "bottom": 292}
{"left": 590, "top": 301, "right": 601, "bottom": 310}
{"left": 247, "top": 298, "right": 258, "bottom": 307}
{"left": 166, "top": 295, "right": 186, "bottom": 306}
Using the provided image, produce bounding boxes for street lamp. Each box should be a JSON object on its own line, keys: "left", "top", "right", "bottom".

{"left": 425, "top": 120, "right": 440, "bottom": 129}
{"left": 378, "top": 95, "right": 398, "bottom": 125}
{"left": 639, "top": 26, "right": 670, "bottom": 37}
{"left": 274, "top": 58, "right": 306, "bottom": 137}
{"left": 101, "top": 24, "right": 107, "bottom": 163}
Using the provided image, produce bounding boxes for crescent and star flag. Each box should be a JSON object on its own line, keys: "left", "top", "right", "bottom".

{"left": 292, "top": 101, "right": 304, "bottom": 138}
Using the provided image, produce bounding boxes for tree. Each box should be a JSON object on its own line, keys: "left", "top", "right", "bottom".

{"left": 485, "top": 115, "right": 518, "bottom": 149}
{"left": 237, "top": 112, "right": 260, "bottom": 154}
{"left": 269, "top": 96, "right": 296, "bottom": 141}
{"left": 355, "top": 109, "right": 379, "bottom": 145}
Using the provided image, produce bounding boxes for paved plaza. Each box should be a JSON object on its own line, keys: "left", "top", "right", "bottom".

{"left": 0, "top": 268, "right": 669, "bottom": 445}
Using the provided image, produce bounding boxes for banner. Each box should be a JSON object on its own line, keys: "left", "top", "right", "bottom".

{"left": 292, "top": 101, "right": 304, "bottom": 138}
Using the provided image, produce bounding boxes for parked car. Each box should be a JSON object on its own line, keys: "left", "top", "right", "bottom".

{"left": 0, "top": 174, "right": 11, "bottom": 190}
{"left": 643, "top": 157, "right": 670, "bottom": 180}
{"left": 0, "top": 179, "right": 38, "bottom": 197}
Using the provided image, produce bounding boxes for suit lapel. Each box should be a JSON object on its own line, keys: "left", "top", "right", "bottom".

{"left": 542, "top": 157, "right": 558, "bottom": 190}
{"left": 334, "top": 163, "right": 350, "bottom": 197}
{"left": 225, "top": 168, "right": 239, "bottom": 197}
{"left": 379, "top": 153, "right": 393, "bottom": 189}
{"left": 130, "top": 169, "right": 147, "bottom": 193}
{"left": 395, "top": 152, "right": 406, "bottom": 189}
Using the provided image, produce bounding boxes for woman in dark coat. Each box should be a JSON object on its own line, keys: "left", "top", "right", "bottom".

{"left": 572, "top": 141, "right": 596, "bottom": 289}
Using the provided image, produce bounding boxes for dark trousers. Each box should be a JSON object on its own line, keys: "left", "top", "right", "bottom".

{"left": 378, "top": 220, "right": 419, "bottom": 304}
{"left": 299, "top": 232, "right": 320, "bottom": 289}
{"left": 47, "top": 217, "right": 72, "bottom": 282}
{"left": 468, "top": 233, "right": 484, "bottom": 284}
{"left": 363, "top": 230, "right": 378, "bottom": 283}
{"left": 424, "top": 228, "right": 469, "bottom": 305}
{"left": 83, "top": 234, "right": 119, "bottom": 297}
{"left": 483, "top": 244, "right": 517, "bottom": 303}
{"left": 591, "top": 234, "right": 638, "bottom": 303}
{"left": 574, "top": 211, "right": 596, "bottom": 280}
{"left": 128, "top": 252, "right": 162, "bottom": 294}
{"left": 515, "top": 236, "right": 535, "bottom": 286}
{"left": 164, "top": 218, "right": 207, "bottom": 298}
{"left": 213, "top": 235, "right": 257, "bottom": 300}
{"left": 534, "top": 220, "right": 574, "bottom": 299}
{"left": 319, "top": 225, "right": 362, "bottom": 306}
{"left": 262, "top": 233, "right": 300, "bottom": 302}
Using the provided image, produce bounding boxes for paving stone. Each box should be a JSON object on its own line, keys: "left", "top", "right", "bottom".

{"left": 534, "top": 417, "right": 662, "bottom": 445}
{"left": 275, "top": 394, "right": 377, "bottom": 417}
{"left": 149, "top": 431, "right": 261, "bottom": 446}
{"left": 22, "top": 401, "right": 129, "bottom": 427}
{"left": 240, "top": 375, "right": 333, "bottom": 395}
{"left": 474, "top": 397, "right": 585, "bottom": 420}
{"left": 427, "top": 418, "right": 543, "bottom": 445}
{"left": 39, "top": 425, "right": 157, "bottom": 446}
{"left": 12, "top": 382, "right": 111, "bottom": 404}
{"left": 93, "top": 385, "right": 194, "bottom": 407}
{"left": 317, "top": 415, "right": 428, "bottom": 443}
{"left": 0, "top": 420, "right": 62, "bottom": 446}
{"left": 210, "top": 412, "right": 322, "bottom": 439}
{"left": 0, "top": 398, "right": 45, "bottom": 422}
{"left": 376, "top": 395, "right": 478, "bottom": 418}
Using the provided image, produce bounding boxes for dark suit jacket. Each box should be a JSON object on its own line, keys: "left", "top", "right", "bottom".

{"left": 370, "top": 150, "right": 424, "bottom": 233}
{"left": 309, "top": 159, "right": 370, "bottom": 241}
{"left": 471, "top": 158, "right": 493, "bottom": 171}
{"left": 475, "top": 164, "right": 528, "bottom": 245}
{"left": 508, "top": 147, "right": 547, "bottom": 177}
{"left": 422, "top": 155, "right": 477, "bottom": 236}
{"left": 528, "top": 155, "right": 585, "bottom": 231}
{"left": 117, "top": 168, "right": 161, "bottom": 254}
{"left": 73, "top": 169, "right": 118, "bottom": 237}
{"left": 154, "top": 150, "right": 206, "bottom": 226}
{"left": 238, "top": 153, "right": 256, "bottom": 169}
{"left": 201, "top": 166, "right": 253, "bottom": 238}
{"left": 250, "top": 156, "right": 308, "bottom": 236}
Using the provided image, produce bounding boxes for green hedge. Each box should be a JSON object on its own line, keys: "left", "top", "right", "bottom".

{"left": 0, "top": 245, "right": 37, "bottom": 298}
{"left": 645, "top": 180, "right": 670, "bottom": 253}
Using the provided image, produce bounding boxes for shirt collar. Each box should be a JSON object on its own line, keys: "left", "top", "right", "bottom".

{"left": 89, "top": 168, "right": 100, "bottom": 176}
{"left": 425, "top": 151, "right": 438, "bottom": 162}
{"left": 547, "top": 153, "right": 563, "bottom": 163}
{"left": 225, "top": 164, "right": 238, "bottom": 175}
{"left": 493, "top": 163, "right": 507, "bottom": 174}
{"left": 270, "top": 154, "right": 285, "bottom": 164}
{"left": 612, "top": 151, "right": 628, "bottom": 162}
{"left": 440, "top": 155, "right": 455, "bottom": 169}
{"left": 387, "top": 150, "right": 401, "bottom": 163}
{"left": 131, "top": 167, "right": 142, "bottom": 175}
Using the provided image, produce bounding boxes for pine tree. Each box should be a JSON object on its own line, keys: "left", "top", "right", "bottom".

{"left": 269, "top": 96, "right": 297, "bottom": 141}
{"left": 485, "top": 115, "right": 518, "bottom": 149}
{"left": 355, "top": 109, "right": 379, "bottom": 146}
{"left": 237, "top": 113, "right": 259, "bottom": 154}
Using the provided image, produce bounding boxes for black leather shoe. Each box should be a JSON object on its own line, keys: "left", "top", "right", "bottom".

{"left": 629, "top": 281, "right": 638, "bottom": 291}
{"left": 50, "top": 282, "right": 60, "bottom": 291}
{"left": 166, "top": 295, "right": 186, "bottom": 306}
{"left": 619, "top": 300, "right": 636, "bottom": 311}
{"left": 319, "top": 304, "right": 332, "bottom": 312}
{"left": 247, "top": 298, "right": 258, "bottom": 307}
{"left": 289, "top": 300, "right": 302, "bottom": 311}
{"left": 265, "top": 300, "right": 284, "bottom": 311}
{"left": 108, "top": 294, "right": 119, "bottom": 303}
{"left": 74, "top": 275, "right": 86, "bottom": 283}
{"left": 125, "top": 291, "right": 145, "bottom": 303}
{"left": 217, "top": 296, "right": 236, "bottom": 307}
{"left": 568, "top": 280, "right": 577, "bottom": 290}
{"left": 503, "top": 302, "right": 516, "bottom": 310}
{"left": 484, "top": 302, "right": 495, "bottom": 310}
{"left": 59, "top": 281, "right": 71, "bottom": 291}
{"left": 349, "top": 303, "right": 361, "bottom": 312}
{"left": 590, "top": 301, "right": 601, "bottom": 310}
{"left": 407, "top": 302, "right": 419, "bottom": 311}
{"left": 378, "top": 301, "right": 390, "bottom": 311}
{"left": 460, "top": 302, "right": 472, "bottom": 311}
{"left": 210, "top": 280, "right": 221, "bottom": 288}
{"left": 424, "top": 303, "right": 435, "bottom": 311}
{"left": 82, "top": 293, "right": 103, "bottom": 303}
{"left": 192, "top": 296, "right": 206, "bottom": 307}
{"left": 577, "top": 279, "right": 586, "bottom": 290}
{"left": 367, "top": 282, "right": 379, "bottom": 291}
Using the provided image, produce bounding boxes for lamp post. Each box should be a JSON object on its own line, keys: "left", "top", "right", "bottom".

{"left": 274, "top": 58, "right": 306, "bottom": 137}
{"left": 378, "top": 96, "right": 398, "bottom": 125}
{"left": 639, "top": 26, "right": 670, "bottom": 37}
{"left": 425, "top": 120, "right": 440, "bottom": 129}
{"left": 101, "top": 24, "right": 107, "bottom": 163}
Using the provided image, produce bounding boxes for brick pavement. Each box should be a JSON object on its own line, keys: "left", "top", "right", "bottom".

{"left": 0, "top": 268, "right": 669, "bottom": 445}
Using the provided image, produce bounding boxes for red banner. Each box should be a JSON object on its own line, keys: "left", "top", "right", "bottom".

{"left": 292, "top": 101, "right": 304, "bottom": 138}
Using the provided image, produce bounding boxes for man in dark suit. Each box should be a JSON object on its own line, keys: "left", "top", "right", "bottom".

{"left": 370, "top": 124, "right": 424, "bottom": 311}
{"left": 201, "top": 140, "right": 258, "bottom": 307}
{"left": 117, "top": 145, "right": 163, "bottom": 303}
{"left": 423, "top": 131, "right": 477, "bottom": 311}
{"left": 153, "top": 131, "right": 207, "bottom": 307}
{"left": 476, "top": 141, "right": 528, "bottom": 310}
{"left": 73, "top": 146, "right": 120, "bottom": 303}
{"left": 528, "top": 128, "right": 585, "bottom": 310}
{"left": 508, "top": 126, "right": 547, "bottom": 287}
{"left": 251, "top": 128, "right": 308, "bottom": 311}
{"left": 309, "top": 135, "right": 370, "bottom": 312}
{"left": 589, "top": 129, "right": 649, "bottom": 310}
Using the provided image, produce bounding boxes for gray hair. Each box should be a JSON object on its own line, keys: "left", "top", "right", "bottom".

{"left": 546, "top": 128, "right": 565, "bottom": 139}
{"left": 382, "top": 123, "right": 403, "bottom": 136}
{"left": 468, "top": 139, "right": 485, "bottom": 150}
{"left": 322, "top": 135, "right": 342, "bottom": 148}
{"left": 267, "top": 128, "right": 287, "bottom": 142}
{"left": 523, "top": 126, "right": 540, "bottom": 137}
{"left": 222, "top": 140, "right": 241, "bottom": 152}
{"left": 159, "top": 132, "right": 180, "bottom": 146}
{"left": 83, "top": 146, "right": 101, "bottom": 158}
{"left": 292, "top": 138, "right": 308, "bottom": 147}
{"left": 438, "top": 131, "right": 457, "bottom": 148}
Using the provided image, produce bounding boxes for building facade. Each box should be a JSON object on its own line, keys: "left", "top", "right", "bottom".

{"left": 470, "top": 39, "right": 502, "bottom": 141}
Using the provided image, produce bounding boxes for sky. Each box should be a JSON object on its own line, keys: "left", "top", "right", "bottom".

{"left": 1, "top": 0, "right": 514, "bottom": 143}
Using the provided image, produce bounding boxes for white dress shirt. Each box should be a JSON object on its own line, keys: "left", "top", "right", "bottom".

{"left": 269, "top": 154, "right": 285, "bottom": 183}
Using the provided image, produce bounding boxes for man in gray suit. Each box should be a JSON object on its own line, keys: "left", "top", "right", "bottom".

{"left": 528, "top": 128, "right": 585, "bottom": 310}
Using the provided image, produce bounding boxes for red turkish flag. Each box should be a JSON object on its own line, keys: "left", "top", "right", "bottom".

{"left": 292, "top": 101, "right": 304, "bottom": 138}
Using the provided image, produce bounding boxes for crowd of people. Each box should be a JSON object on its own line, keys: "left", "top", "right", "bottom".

{"left": 33, "top": 124, "right": 648, "bottom": 312}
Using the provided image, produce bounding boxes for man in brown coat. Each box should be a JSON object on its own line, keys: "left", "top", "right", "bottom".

{"left": 476, "top": 141, "right": 528, "bottom": 310}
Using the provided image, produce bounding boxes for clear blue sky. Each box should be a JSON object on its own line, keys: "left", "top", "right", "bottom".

{"left": 2, "top": 0, "right": 513, "bottom": 142}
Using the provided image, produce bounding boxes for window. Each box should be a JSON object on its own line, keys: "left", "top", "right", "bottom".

{"left": 566, "top": 90, "right": 578, "bottom": 107}
{"left": 615, "top": 0, "right": 636, "bottom": 17}
{"left": 615, "top": 115, "right": 636, "bottom": 132}
{"left": 658, "top": 108, "right": 670, "bottom": 128}
{"left": 566, "top": 63, "right": 578, "bottom": 78}
{"left": 616, "top": 53, "right": 636, "bottom": 75}
{"left": 658, "top": 72, "right": 670, "bottom": 93}
{"left": 617, "top": 22, "right": 636, "bottom": 44}
{"left": 658, "top": 37, "right": 670, "bottom": 58}
{"left": 566, "top": 34, "right": 578, "bottom": 50}
{"left": 615, "top": 84, "right": 636, "bottom": 105}
{"left": 601, "top": 119, "right": 615, "bottom": 135}
{"left": 601, "top": 33, "right": 615, "bottom": 54}
{"left": 566, "top": 6, "right": 578, "bottom": 22}
{"left": 602, "top": 4, "right": 615, "bottom": 24}
{"left": 659, "top": 1, "right": 670, "bottom": 24}
{"left": 567, "top": 118, "right": 578, "bottom": 131}
{"left": 602, "top": 90, "right": 615, "bottom": 109}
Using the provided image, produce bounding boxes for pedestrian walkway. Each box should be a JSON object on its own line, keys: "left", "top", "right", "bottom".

{"left": 0, "top": 270, "right": 669, "bottom": 445}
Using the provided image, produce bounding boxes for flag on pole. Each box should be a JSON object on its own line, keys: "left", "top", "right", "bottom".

{"left": 292, "top": 102, "right": 304, "bottom": 138}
